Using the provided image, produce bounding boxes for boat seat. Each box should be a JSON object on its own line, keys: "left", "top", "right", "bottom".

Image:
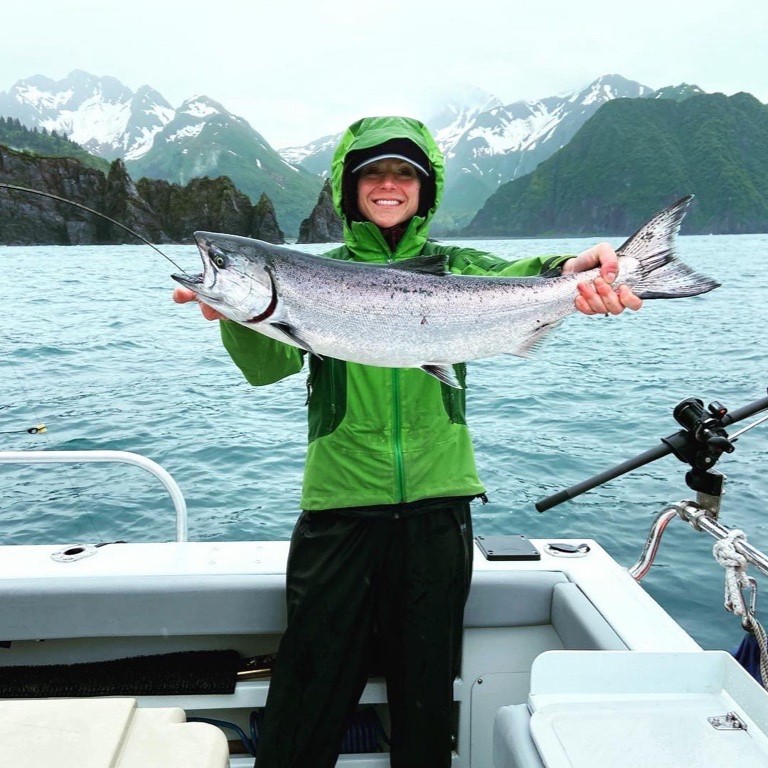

{"left": 0, "top": 575, "right": 288, "bottom": 641}
{"left": 0, "top": 569, "right": 623, "bottom": 648}
{"left": 465, "top": 570, "right": 570, "bottom": 628}
{"left": 465, "top": 571, "right": 626, "bottom": 650}
{"left": 550, "top": 582, "right": 626, "bottom": 650}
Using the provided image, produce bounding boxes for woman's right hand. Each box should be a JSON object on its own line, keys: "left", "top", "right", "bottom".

{"left": 172, "top": 287, "right": 225, "bottom": 321}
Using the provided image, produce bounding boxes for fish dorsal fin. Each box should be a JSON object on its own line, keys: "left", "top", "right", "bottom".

{"left": 388, "top": 254, "right": 448, "bottom": 275}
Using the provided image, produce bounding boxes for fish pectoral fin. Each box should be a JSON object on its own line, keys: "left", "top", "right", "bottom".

{"left": 270, "top": 322, "right": 323, "bottom": 359}
{"left": 512, "top": 320, "right": 563, "bottom": 357}
{"left": 388, "top": 254, "right": 448, "bottom": 275}
{"left": 421, "top": 364, "right": 462, "bottom": 389}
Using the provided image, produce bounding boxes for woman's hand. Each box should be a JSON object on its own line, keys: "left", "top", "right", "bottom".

{"left": 562, "top": 242, "right": 643, "bottom": 315}
{"left": 172, "top": 287, "right": 225, "bottom": 321}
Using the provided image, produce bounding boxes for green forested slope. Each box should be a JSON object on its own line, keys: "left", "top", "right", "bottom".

{"left": 464, "top": 93, "right": 768, "bottom": 236}
{"left": 0, "top": 117, "right": 109, "bottom": 172}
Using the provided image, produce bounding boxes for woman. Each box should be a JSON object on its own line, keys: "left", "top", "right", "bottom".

{"left": 174, "top": 115, "right": 641, "bottom": 768}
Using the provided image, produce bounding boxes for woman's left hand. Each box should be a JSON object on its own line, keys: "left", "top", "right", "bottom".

{"left": 562, "top": 242, "right": 643, "bottom": 315}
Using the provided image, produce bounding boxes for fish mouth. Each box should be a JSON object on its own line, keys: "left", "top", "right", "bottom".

{"left": 171, "top": 272, "right": 213, "bottom": 301}
{"left": 171, "top": 272, "right": 204, "bottom": 291}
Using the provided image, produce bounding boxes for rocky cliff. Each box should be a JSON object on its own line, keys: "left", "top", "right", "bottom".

{"left": 0, "top": 146, "right": 135, "bottom": 245}
{"left": 251, "top": 193, "right": 285, "bottom": 243}
{"left": 296, "top": 179, "right": 343, "bottom": 243}
{"left": 0, "top": 144, "right": 287, "bottom": 245}
{"left": 136, "top": 177, "right": 285, "bottom": 244}
{"left": 103, "top": 159, "right": 169, "bottom": 243}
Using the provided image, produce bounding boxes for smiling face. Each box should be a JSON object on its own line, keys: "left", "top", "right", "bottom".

{"left": 356, "top": 159, "right": 422, "bottom": 228}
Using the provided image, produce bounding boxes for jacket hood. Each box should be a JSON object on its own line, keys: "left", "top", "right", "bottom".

{"left": 330, "top": 116, "right": 445, "bottom": 260}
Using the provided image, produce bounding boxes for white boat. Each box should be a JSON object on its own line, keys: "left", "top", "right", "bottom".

{"left": 2, "top": 392, "right": 768, "bottom": 767}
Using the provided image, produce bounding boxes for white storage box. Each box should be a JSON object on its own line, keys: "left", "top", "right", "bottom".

{"left": 525, "top": 651, "right": 768, "bottom": 767}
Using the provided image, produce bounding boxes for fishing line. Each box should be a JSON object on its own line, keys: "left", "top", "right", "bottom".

{"left": 0, "top": 183, "right": 190, "bottom": 274}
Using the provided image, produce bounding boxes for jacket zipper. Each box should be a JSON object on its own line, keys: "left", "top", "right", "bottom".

{"left": 330, "top": 366, "right": 337, "bottom": 419}
{"left": 384, "top": 242, "right": 407, "bottom": 502}
{"left": 391, "top": 368, "right": 406, "bottom": 502}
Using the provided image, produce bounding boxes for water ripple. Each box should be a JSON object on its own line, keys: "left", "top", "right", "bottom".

{"left": 1, "top": 236, "right": 767, "bottom": 651}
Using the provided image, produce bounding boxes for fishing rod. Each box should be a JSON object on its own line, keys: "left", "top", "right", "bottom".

{"left": 0, "top": 182, "right": 189, "bottom": 274}
{"left": 536, "top": 388, "right": 768, "bottom": 513}
{"left": 536, "top": 387, "right": 768, "bottom": 610}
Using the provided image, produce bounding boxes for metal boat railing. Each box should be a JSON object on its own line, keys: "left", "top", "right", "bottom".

{"left": 0, "top": 450, "right": 188, "bottom": 542}
{"left": 629, "top": 500, "right": 768, "bottom": 581}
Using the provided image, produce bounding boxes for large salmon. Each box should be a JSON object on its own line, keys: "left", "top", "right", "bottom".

{"left": 172, "top": 196, "right": 718, "bottom": 388}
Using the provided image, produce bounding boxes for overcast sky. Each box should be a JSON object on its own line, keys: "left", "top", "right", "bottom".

{"left": 2, "top": 0, "right": 765, "bottom": 148}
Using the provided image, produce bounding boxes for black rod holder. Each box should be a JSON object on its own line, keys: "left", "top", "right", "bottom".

{"left": 535, "top": 389, "right": 768, "bottom": 513}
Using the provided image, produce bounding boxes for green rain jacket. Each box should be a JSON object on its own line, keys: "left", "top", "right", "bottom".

{"left": 220, "top": 116, "right": 571, "bottom": 510}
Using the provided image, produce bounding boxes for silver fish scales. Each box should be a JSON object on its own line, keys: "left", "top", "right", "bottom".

{"left": 173, "top": 196, "right": 718, "bottom": 388}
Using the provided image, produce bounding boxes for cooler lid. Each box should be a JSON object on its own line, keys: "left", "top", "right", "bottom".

{"left": 527, "top": 651, "right": 768, "bottom": 768}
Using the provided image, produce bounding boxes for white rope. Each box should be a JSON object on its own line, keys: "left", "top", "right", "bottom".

{"left": 713, "top": 529, "right": 750, "bottom": 616}
{"left": 713, "top": 529, "right": 768, "bottom": 687}
{"left": 744, "top": 614, "right": 768, "bottom": 687}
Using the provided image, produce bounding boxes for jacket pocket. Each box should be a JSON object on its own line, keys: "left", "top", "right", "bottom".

{"left": 307, "top": 357, "right": 348, "bottom": 442}
{"left": 441, "top": 363, "right": 467, "bottom": 424}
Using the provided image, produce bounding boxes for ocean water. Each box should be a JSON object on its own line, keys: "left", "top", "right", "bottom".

{"left": 2, "top": 233, "right": 768, "bottom": 652}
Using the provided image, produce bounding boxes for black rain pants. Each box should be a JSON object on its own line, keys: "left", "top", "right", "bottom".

{"left": 253, "top": 496, "right": 475, "bottom": 768}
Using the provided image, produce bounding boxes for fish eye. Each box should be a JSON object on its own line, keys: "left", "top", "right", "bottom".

{"left": 213, "top": 254, "right": 226, "bottom": 268}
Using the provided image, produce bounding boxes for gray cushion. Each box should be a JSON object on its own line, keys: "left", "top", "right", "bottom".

{"left": 464, "top": 570, "right": 568, "bottom": 628}
{"left": 550, "top": 582, "right": 627, "bottom": 650}
{"left": 493, "top": 704, "right": 545, "bottom": 768}
{"left": 0, "top": 575, "right": 287, "bottom": 640}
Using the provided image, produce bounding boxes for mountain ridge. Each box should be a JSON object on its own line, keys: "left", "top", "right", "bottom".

{"left": 463, "top": 92, "right": 768, "bottom": 236}
{"left": 2, "top": 71, "right": 765, "bottom": 238}
{"left": 0, "top": 72, "right": 319, "bottom": 234}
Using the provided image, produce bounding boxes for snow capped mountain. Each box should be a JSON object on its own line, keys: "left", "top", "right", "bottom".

{"left": 0, "top": 70, "right": 174, "bottom": 160}
{"left": 125, "top": 94, "right": 322, "bottom": 235}
{"left": 451, "top": 74, "right": 653, "bottom": 175}
{"left": 649, "top": 83, "right": 705, "bottom": 102}
{"left": 0, "top": 72, "right": 321, "bottom": 234}
{"left": 425, "top": 85, "right": 502, "bottom": 157}
{"left": 278, "top": 85, "right": 502, "bottom": 179}
{"left": 0, "top": 70, "right": 672, "bottom": 233}
{"left": 155, "top": 94, "right": 235, "bottom": 151}
{"left": 435, "top": 74, "right": 653, "bottom": 227}
{"left": 279, "top": 133, "right": 340, "bottom": 178}
{"left": 121, "top": 85, "right": 176, "bottom": 160}
{"left": 277, "top": 75, "right": 654, "bottom": 229}
{"left": 130, "top": 93, "right": 276, "bottom": 182}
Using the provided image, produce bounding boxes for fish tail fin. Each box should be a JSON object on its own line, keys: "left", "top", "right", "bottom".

{"left": 618, "top": 195, "right": 720, "bottom": 299}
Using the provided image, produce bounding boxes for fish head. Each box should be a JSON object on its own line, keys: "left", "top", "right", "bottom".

{"left": 172, "top": 232, "right": 276, "bottom": 323}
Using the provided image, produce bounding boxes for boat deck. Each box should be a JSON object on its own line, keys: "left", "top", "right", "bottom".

{"left": 0, "top": 536, "right": 705, "bottom": 766}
